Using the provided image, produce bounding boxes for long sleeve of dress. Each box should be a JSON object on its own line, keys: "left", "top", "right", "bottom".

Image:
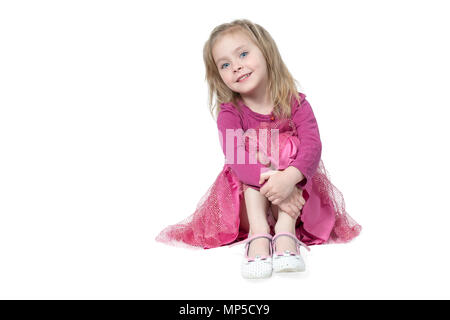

{"left": 289, "top": 95, "right": 322, "bottom": 189}
{"left": 217, "top": 104, "right": 268, "bottom": 188}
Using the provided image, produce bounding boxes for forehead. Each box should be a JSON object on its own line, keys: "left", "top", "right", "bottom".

{"left": 212, "top": 31, "right": 255, "bottom": 63}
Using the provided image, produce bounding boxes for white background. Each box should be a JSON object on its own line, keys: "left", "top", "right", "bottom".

{"left": 1, "top": 0, "right": 449, "bottom": 299}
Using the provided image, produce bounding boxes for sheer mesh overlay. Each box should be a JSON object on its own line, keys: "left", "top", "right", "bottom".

{"left": 311, "top": 159, "right": 362, "bottom": 244}
{"left": 156, "top": 119, "right": 361, "bottom": 249}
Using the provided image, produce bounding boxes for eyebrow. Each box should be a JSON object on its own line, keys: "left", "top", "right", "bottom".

{"left": 215, "top": 45, "right": 246, "bottom": 64}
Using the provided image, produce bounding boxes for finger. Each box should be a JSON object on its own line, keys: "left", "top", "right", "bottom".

{"left": 259, "top": 170, "right": 277, "bottom": 181}
{"left": 285, "top": 207, "right": 298, "bottom": 219}
{"left": 259, "top": 174, "right": 269, "bottom": 185}
{"left": 299, "top": 196, "right": 306, "bottom": 206}
{"left": 280, "top": 204, "right": 294, "bottom": 218}
{"left": 286, "top": 210, "right": 296, "bottom": 219}
{"left": 259, "top": 171, "right": 274, "bottom": 184}
{"left": 290, "top": 200, "right": 300, "bottom": 211}
{"left": 295, "top": 194, "right": 305, "bottom": 205}
{"left": 289, "top": 204, "right": 300, "bottom": 217}
{"left": 280, "top": 206, "right": 294, "bottom": 218}
{"left": 259, "top": 185, "right": 268, "bottom": 196}
{"left": 293, "top": 198, "right": 303, "bottom": 209}
{"left": 272, "top": 198, "right": 281, "bottom": 205}
{"left": 269, "top": 191, "right": 280, "bottom": 199}
{"left": 282, "top": 204, "right": 298, "bottom": 219}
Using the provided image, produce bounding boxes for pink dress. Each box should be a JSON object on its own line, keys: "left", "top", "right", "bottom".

{"left": 156, "top": 92, "right": 361, "bottom": 249}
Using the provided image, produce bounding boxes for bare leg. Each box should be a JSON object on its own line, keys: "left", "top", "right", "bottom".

{"left": 270, "top": 203, "right": 298, "bottom": 254}
{"left": 239, "top": 195, "right": 250, "bottom": 234}
{"left": 242, "top": 187, "right": 271, "bottom": 258}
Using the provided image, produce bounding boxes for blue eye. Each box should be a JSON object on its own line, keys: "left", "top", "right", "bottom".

{"left": 221, "top": 51, "right": 248, "bottom": 69}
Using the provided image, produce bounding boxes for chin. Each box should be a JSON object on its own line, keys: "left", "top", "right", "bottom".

{"left": 237, "top": 85, "right": 258, "bottom": 95}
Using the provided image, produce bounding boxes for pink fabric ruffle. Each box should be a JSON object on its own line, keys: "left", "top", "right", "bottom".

{"left": 156, "top": 129, "right": 361, "bottom": 249}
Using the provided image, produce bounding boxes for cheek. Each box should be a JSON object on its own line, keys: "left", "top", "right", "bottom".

{"left": 254, "top": 55, "right": 267, "bottom": 71}
{"left": 222, "top": 73, "right": 233, "bottom": 85}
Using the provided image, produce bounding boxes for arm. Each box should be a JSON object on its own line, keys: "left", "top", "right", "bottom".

{"left": 288, "top": 93, "right": 322, "bottom": 189}
{"left": 217, "top": 104, "right": 269, "bottom": 188}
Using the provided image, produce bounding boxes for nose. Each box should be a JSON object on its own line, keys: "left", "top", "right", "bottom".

{"left": 233, "top": 64, "right": 243, "bottom": 73}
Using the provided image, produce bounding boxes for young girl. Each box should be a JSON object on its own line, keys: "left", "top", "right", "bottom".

{"left": 156, "top": 19, "right": 361, "bottom": 279}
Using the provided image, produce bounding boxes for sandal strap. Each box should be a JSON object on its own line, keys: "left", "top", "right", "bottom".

{"left": 229, "top": 233, "right": 273, "bottom": 248}
{"left": 272, "top": 232, "right": 311, "bottom": 253}
{"left": 229, "top": 233, "right": 273, "bottom": 260}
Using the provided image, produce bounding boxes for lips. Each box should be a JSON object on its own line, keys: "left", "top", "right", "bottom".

{"left": 236, "top": 72, "right": 252, "bottom": 82}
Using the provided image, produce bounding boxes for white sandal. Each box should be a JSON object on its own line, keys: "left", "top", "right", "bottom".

{"left": 229, "top": 233, "right": 273, "bottom": 279}
{"left": 272, "top": 232, "right": 310, "bottom": 272}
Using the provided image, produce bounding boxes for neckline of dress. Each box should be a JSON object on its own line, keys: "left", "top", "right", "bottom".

{"left": 237, "top": 99, "right": 274, "bottom": 119}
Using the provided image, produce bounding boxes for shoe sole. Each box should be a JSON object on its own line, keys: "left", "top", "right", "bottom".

{"left": 273, "top": 266, "right": 305, "bottom": 272}
{"left": 242, "top": 272, "right": 273, "bottom": 279}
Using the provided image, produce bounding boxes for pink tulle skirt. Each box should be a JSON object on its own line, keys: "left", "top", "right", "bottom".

{"left": 156, "top": 131, "right": 361, "bottom": 249}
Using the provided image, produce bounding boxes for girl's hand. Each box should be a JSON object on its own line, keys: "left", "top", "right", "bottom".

{"left": 259, "top": 170, "right": 295, "bottom": 205}
{"left": 276, "top": 187, "right": 305, "bottom": 220}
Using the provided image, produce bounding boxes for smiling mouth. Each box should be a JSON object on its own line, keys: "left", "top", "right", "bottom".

{"left": 237, "top": 72, "right": 252, "bottom": 82}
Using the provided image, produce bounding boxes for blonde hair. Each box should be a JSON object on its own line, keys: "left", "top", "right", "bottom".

{"left": 203, "top": 19, "right": 301, "bottom": 120}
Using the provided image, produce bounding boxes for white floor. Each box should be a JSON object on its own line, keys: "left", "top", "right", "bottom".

{"left": 151, "top": 228, "right": 448, "bottom": 300}
{"left": 1, "top": 0, "right": 450, "bottom": 300}
{"left": 0, "top": 184, "right": 449, "bottom": 299}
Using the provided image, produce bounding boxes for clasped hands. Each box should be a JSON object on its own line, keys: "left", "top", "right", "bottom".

{"left": 252, "top": 148, "right": 305, "bottom": 219}
{"left": 259, "top": 169, "right": 305, "bottom": 220}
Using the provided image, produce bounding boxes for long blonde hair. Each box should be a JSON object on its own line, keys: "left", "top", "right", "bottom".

{"left": 203, "top": 19, "right": 301, "bottom": 120}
